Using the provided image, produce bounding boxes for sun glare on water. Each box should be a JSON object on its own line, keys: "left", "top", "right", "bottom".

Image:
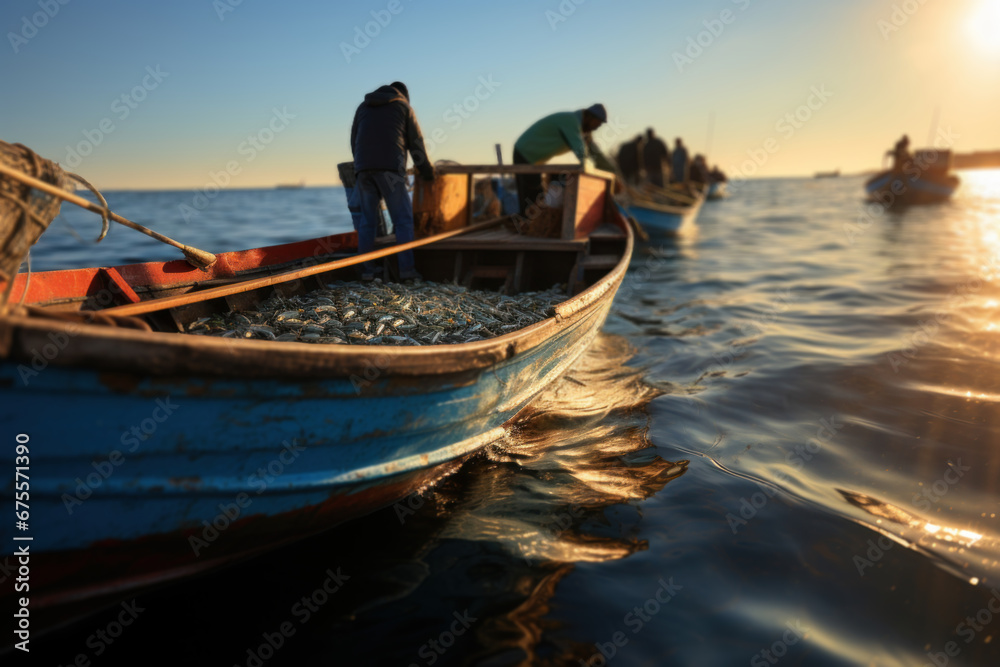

{"left": 968, "top": 0, "right": 1000, "bottom": 56}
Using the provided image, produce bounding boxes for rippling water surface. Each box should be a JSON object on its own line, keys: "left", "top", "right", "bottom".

{"left": 25, "top": 172, "right": 1000, "bottom": 666}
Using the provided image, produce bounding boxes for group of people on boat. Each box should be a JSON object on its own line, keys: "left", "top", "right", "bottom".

{"left": 615, "top": 132, "right": 726, "bottom": 193}
{"left": 344, "top": 82, "right": 625, "bottom": 278}
{"left": 344, "top": 80, "right": 730, "bottom": 279}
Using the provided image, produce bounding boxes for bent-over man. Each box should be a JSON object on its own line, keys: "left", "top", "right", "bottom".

{"left": 511, "top": 104, "right": 611, "bottom": 216}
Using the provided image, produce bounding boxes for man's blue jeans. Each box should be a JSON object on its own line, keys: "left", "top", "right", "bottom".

{"left": 356, "top": 170, "right": 415, "bottom": 275}
{"left": 344, "top": 186, "right": 363, "bottom": 232}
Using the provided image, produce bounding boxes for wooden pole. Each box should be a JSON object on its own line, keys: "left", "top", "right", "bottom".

{"left": 0, "top": 162, "right": 217, "bottom": 269}
{"left": 101, "top": 216, "right": 511, "bottom": 317}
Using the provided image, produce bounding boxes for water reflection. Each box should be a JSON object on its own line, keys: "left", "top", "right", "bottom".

{"left": 441, "top": 333, "right": 688, "bottom": 567}
{"left": 28, "top": 334, "right": 689, "bottom": 667}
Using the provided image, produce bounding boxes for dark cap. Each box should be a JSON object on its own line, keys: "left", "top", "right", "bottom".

{"left": 585, "top": 103, "right": 607, "bottom": 123}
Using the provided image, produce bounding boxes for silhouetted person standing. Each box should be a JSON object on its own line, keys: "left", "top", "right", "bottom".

{"left": 642, "top": 128, "right": 670, "bottom": 188}
{"left": 616, "top": 134, "right": 643, "bottom": 185}
{"left": 351, "top": 81, "right": 434, "bottom": 281}
{"left": 671, "top": 138, "right": 689, "bottom": 184}
{"left": 891, "top": 134, "right": 911, "bottom": 171}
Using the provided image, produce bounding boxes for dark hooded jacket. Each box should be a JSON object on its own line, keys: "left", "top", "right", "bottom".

{"left": 350, "top": 85, "right": 433, "bottom": 179}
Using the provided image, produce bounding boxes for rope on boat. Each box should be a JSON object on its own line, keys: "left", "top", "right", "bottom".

{"left": 0, "top": 142, "right": 68, "bottom": 313}
{"left": 0, "top": 141, "right": 218, "bottom": 308}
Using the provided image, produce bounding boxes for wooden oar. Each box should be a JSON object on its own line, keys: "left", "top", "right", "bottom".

{"left": 101, "top": 216, "right": 511, "bottom": 317}
{"left": 0, "top": 162, "right": 217, "bottom": 269}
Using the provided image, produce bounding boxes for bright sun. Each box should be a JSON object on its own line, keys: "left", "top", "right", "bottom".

{"left": 968, "top": 0, "right": 1000, "bottom": 56}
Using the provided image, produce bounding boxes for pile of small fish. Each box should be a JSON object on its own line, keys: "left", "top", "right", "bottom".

{"left": 186, "top": 280, "right": 566, "bottom": 345}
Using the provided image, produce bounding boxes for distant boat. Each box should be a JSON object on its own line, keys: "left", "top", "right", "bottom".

{"left": 814, "top": 170, "right": 840, "bottom": 178}
{"left": 864, "top": 149, "right": 959, "bottom": 207}
{"left": 276, "top": 180, "right": 306, "bottom": 189}
{"left": 622, "top": 183, "right": 706, "bottom": 238}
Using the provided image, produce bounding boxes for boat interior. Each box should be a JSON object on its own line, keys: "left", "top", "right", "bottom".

{"left": 6, "top": 165, "right": 629, "bottom": 335}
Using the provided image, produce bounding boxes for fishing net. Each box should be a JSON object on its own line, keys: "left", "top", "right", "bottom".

{"left": 0, "top": 141, "right": 71, "bottom": 308}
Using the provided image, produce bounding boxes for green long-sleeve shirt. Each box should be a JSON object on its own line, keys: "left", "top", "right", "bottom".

{"left": 514, "top": 110, "right": 590, "bottom": 164}
{"left": 514, "top": 109, "right": 617, "bottom": 177}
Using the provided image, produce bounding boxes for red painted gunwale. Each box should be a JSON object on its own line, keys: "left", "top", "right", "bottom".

{"left": 2, "top": 231, "right": 358, "bottom": 306}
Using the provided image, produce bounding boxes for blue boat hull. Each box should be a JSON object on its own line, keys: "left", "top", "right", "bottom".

{"left": 1, "top": 291, "right": 615, "bottom": 604}
{"left": 864, "top": 170, "right": 959, "bottom": 206}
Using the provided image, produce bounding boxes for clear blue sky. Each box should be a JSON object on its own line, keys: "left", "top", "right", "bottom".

{"left": 3, "top": 0, "right": 999, "bottom": 188}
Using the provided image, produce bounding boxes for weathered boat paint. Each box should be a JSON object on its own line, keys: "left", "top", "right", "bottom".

{"left": 0, "top": 166, "right": 632, "bottom": 609}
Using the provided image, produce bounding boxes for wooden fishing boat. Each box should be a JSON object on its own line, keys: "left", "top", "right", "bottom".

{"left": 623, "top": 184, "right": 705, "bottom": 238}
{"left": 864, "top": 148, "right": 960, "bottom": 207}
{"left": 0, "top": 163, "right": 630, "bottom": 613}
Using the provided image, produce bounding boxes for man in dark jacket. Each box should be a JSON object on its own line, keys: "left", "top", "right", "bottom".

{"left": 350, "top": 81, "right": 434, "bottom": 280}
{"left": 642, "top": 128, "right": 671, "bottom": 188}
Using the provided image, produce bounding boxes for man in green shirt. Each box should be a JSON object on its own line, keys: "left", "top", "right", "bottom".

{"left": 512, "top": 104, "right": 611, "bottom": 215}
